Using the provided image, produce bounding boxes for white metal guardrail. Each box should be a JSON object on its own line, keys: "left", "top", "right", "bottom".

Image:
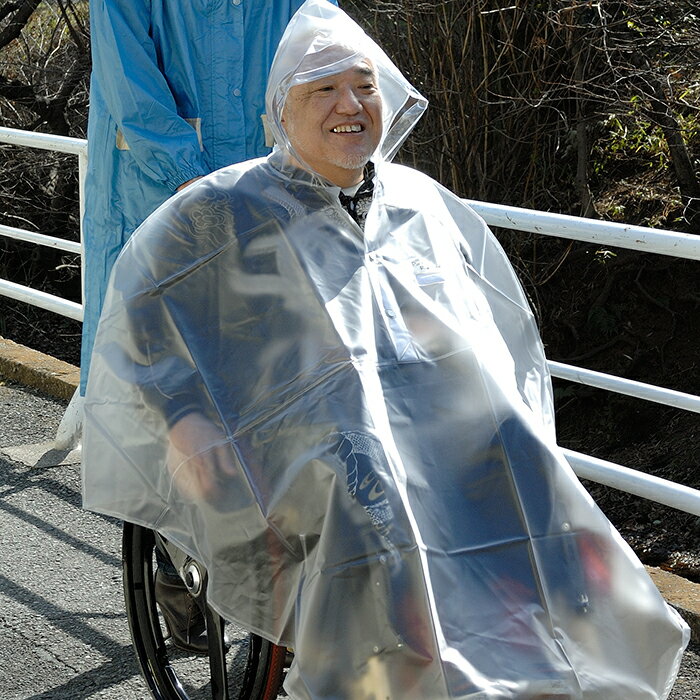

{"left": 1, "top": 127, "right": 698, "bottom": 515}
{"left": 466, "top": 198, "right": 700, "bottom": 516}
{"left": 564, "top": 449, "right": 700, "bottom": 517}
{"left": 465, "top": 199, "right": 700, "bottom": 261}
{"left": 0, "top": 126, "right": 87, "bottom": 321}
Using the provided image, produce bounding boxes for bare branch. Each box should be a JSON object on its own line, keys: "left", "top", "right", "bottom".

{"left": 0, "top": 0, "right": 42, "bottom": 49}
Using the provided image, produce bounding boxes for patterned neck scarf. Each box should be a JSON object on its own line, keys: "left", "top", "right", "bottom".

{"left": 338, "top": 162, "right": 375, "bottom": 229}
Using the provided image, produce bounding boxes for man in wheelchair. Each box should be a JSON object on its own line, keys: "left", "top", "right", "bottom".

{"left": 82, "top": 1, "right": 688, "bottom": 697}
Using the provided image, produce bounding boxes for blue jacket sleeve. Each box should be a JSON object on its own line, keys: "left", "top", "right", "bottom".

{"left": 89, "top": 0, "right": 208, "bottom": 190}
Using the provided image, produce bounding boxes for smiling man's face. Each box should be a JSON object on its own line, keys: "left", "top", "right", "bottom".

{"left": 281, "top": 58, "right": 383, "bottom": 187}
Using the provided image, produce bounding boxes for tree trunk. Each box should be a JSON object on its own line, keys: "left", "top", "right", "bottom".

{"left": 647, "top": 76, "right": 700, "bottom": 229}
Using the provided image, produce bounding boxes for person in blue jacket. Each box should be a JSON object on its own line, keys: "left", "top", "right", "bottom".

{"left": 81, "top": 0, "right": 337, "bottom": 395}
{"left": 81, "top": 0, "right": 337, "bottom": 654}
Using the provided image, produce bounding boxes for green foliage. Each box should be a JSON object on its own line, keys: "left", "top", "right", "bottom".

{"left": 590, "top": 70, "right": 700, "bottom": 228}
{"left": 594, "top": 105, "right": 669, "bottom": 174}
{"left": 594, "top": 249, "right": 617, "bottom": 264}
{"left": 596, "top": 89, "right": 700, "bottom": 177}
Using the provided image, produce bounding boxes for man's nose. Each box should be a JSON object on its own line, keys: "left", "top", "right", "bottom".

{"left": 335, "top": 87, "right": 362, "bottom": 114}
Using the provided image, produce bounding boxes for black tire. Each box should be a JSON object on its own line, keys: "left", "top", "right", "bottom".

{"left": 122, "top": 522, "right": 286, "bottom": 700}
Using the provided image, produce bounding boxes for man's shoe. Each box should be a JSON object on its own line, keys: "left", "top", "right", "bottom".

{"left": 154, "top": 568, "right": 210, "bottom": 654}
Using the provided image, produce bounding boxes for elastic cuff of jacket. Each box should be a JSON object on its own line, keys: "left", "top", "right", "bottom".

{"left": 166, "top": 167, "right": 208, "bottom": 193}
{"left": 165, "top": 402, "right": 203, "bottom": 430}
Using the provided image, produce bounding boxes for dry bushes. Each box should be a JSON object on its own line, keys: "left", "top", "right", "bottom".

{"left": 0, "top": 1, "right": 88, "bottom": 312}
{"left": 344, "top": 0, "right": 700, "bottom": 226}
{"left": 0, "top": 1, "right": 88, "bottom": 356}
{"left": 1, "top": 1, "right": 699, "bottom": 372}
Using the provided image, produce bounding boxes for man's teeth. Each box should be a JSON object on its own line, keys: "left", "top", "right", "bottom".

{"left": 332, "top": 125, "right": 362, "bottom": 133}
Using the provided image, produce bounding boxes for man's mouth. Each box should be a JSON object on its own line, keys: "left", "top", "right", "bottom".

{"left": 331, "top": 124, "right": 363, "bottom": 133}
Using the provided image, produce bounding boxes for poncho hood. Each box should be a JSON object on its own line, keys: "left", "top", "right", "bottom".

{"left": 265, "top": 0, "right": 427, "bottom": 177}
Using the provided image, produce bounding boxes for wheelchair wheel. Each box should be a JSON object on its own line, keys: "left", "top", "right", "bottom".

{"left": 122, "top": 522, "right": 287, "bottom": 700}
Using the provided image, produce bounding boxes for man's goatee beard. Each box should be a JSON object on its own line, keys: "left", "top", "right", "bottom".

{"left": 331, "top": 152, "right": 373, "bottom": 174}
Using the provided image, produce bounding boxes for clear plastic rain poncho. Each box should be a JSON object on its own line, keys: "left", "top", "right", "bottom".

{"left": 82, "top": 1, "right": 689, "bottom": 697}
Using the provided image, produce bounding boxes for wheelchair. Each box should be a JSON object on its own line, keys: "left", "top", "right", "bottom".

{"left": 122, "top": 522, "right": 287, "bottom": 700}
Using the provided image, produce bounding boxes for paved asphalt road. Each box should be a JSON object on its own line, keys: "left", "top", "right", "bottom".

{"left": 0, "top": 380, "right": 146, "bottom": 699}
{"left": 1, "top": 379, "right": 698, "bottom": 699}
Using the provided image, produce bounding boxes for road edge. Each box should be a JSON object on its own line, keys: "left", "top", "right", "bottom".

{"left": 0, "top": 335, "right": 79, "bottom": 401}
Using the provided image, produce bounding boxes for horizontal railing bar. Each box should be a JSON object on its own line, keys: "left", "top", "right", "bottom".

{"left": 0, "top": 126, "right": 87, "bottom": 156}
{"left": 465, "top": 199, "right": 700, "bottom": 261}
{"left": 564, "top": 448, "right": 700, "bottom": 517}
{"left": 0, "top": 223, "right": 81, "bottom": 254}
{"left": 549, "top": 361, "right": 700, "bottom": 414}
{"left": 0, "top": 279, "right": 83, "bottom": 321}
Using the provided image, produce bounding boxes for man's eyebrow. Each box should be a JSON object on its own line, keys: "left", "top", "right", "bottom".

{"left": 355, "top": 65, "right": 377, "bottom": 80}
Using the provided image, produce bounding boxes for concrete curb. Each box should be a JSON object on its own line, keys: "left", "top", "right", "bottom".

{"left": 0, "top": 337, "right": 699, "bottom": 643}
{"left": 647, "top": 566, "right": 700, "bottom": 643}
{"left": 0, "top": 336, "right": 79, "bottom": 401}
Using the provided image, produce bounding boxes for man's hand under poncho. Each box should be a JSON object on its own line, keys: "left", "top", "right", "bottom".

{"left": 167, "top": 412, "right": 240, "bottom": 504}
